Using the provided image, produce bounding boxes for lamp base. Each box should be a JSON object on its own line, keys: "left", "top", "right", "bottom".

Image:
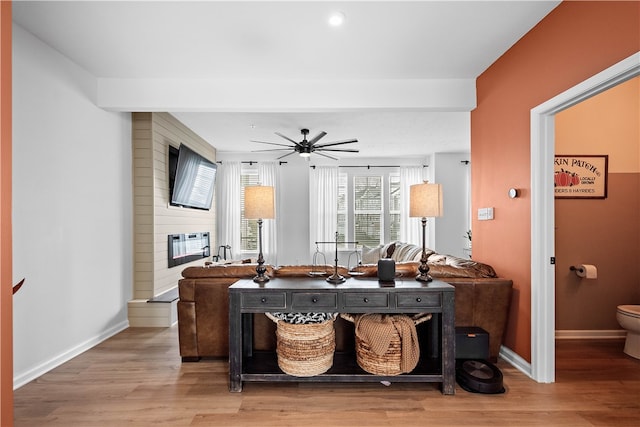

{"left": 253, "top": 274, "right": 270, "bottom": 284}
{"left": 416, "top": 217, "right": 433, "bottom": 283}
{"left": 326, "top": 273, "right": 346, "bottom": 284}
{"left": 415, "top": 273, "right": 433, "bottom": 283}
{"left": 416, "top": 248, "right": 432, "bottom": 283}
{"left": 253, "top": 256, "right": 269, "bottom": 284}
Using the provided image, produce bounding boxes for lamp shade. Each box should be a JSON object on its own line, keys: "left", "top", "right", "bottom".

{"left": 410, "top": 182, "right": 443, "bottom": 218}
{"left": 244, "top": 186, "right": 275, "bottom": 219}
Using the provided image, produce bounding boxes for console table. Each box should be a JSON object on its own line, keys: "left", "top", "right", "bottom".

{"left": 228, "top": 277, "right": 455, "bottom": 395}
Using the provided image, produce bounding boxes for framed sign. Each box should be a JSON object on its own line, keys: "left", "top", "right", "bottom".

{"left": 554, "top": 155, "right": 608, "bottom": 199}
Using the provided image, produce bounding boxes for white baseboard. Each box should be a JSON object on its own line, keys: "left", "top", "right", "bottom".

{"left": 498, "top": 331, "right": 627, "bottom": 385}
{"left": 13, "top": 320, "right": 129, "bottom": 390}
{"left": 499, "top": 345, "right": 532, "bottom": 378}
{"left": 555, "top": 329, "right": 626, "bottom": 339}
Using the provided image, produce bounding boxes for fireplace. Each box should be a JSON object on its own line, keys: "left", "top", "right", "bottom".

{"left": 168, "top": 232, "right": 210, "bottom": 268}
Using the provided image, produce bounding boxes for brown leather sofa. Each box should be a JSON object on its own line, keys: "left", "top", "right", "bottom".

{"left": 178, "top": 264, "right": 354, "bottom": 361}
{"left": 177, "top": 248, "right": 512, "bottom": 362}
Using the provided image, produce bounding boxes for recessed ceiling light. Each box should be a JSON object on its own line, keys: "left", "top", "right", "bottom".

{"left": 328, "top": 12, "right": 345, "bottom": 27}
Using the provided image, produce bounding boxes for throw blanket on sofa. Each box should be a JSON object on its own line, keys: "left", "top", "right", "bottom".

{"left": 355, "top": 314, "right": 420, "bottom": 374}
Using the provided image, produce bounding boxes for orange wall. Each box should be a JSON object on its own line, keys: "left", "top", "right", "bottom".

{"left": 0, "top": 1, "right": 12, "bottom": 425}
{"left": 555, "top": 77, "right": 640, "bottom": 330}
{"left": 471, "top": 1, "right": 640, "bottom": 362}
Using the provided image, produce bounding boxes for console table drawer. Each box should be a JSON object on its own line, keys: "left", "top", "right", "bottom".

{"left": 343, "top": 292, "right": 389, "bottom": 309}
{"left": 241, "top": 293, "right": 286, "bottom": 309}
{"left": 396, "top": 293, "right": 441, "bottom": 309}
{"left": 292, "top": 292, "right": 338, "bottom": 310}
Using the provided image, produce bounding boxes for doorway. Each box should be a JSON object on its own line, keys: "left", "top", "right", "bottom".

{"left": 530, "top": 52, "right": 640, "bottom": 383}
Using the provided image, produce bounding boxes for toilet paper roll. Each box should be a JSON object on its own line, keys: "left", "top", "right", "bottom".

{"left": 576, "top": 264, "right": 597, "bottom": 279}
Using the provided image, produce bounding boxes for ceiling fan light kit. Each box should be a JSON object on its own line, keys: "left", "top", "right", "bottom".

{"left": 252, "top": 128, "right": 358, "bottom": 160}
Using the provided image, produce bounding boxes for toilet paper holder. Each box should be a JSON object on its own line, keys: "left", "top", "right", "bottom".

{"left": 569, "top": 264, "right": 597, "bottom": 279}
{"left": 569, "top": 265, "right": 584, "bottom": 274}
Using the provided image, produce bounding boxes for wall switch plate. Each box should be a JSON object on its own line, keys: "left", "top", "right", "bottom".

{"left": 478, "top": 207, "right": 495, "bottom": 221}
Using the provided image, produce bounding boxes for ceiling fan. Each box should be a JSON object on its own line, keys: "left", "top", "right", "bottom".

{"left": 251, "top": 128, "right": 358, "bottom": 160}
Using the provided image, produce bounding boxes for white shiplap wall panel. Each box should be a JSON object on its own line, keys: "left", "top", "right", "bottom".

{"left": 132, "top": 112, "right": 216, "bottom": 302}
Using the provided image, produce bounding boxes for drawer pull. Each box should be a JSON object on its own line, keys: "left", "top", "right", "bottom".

{"left": 416, "top": 297, "right": 422, "bottom": 303}
{"left": 312, "top": 297, "right": 318, "bottom": 303}
{"left": 363, "top": 297, "right": 369, "bottom": 303}
{"left": 261, "top": 298, "right": 267, "bottom": 303}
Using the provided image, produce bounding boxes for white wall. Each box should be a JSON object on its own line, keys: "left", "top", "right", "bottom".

{"left": 216, "top": 153, "right": 469, "bottom": 265}
{"left": 12, "top": 25, "right": 133, "bottom": 388}
{"left": 433, "top": 153, "right": 472, "bottom": 258}
{"left": 277, "top": 160, "right": 311, "bottom": 265}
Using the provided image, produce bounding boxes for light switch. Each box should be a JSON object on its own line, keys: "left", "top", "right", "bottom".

{"left": 478, "top": 207, "right": 495, "bottom": 221}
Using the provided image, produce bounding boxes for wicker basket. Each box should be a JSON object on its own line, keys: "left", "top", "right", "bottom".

{"left": 341, "top": 313, "right": 432, "bottom": 376}
{"left": 265, "top": 313, "right": 336, "bottom": 377}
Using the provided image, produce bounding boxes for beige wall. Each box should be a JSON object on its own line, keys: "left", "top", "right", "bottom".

{"left": 132, "top": 112, "right": 216, "bottom": 299}
{"left": 555, "top": 76, "right": 640, "bottom": 331}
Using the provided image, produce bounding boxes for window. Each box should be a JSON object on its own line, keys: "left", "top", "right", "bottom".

{"left": 338, "top": 169, "right": 401, "bottom": 248}
{"left": 240, "top": 166, "right": 259, "bottom": 252}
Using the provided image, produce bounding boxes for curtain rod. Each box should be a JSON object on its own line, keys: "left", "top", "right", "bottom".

{"left": 216, "top": 161, "right": 288, "bottom": 165}
{"left": 310, "top": 164, "right": 428, "bottom": 169}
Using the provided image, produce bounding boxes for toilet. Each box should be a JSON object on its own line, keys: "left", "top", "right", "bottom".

{"left": 616, "top": 305, "right": 640, "bottom": 359}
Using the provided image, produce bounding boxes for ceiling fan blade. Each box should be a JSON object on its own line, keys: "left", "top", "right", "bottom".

{"left": 277, "top": 151, "right": 297, "bottom": 160}
{"left": 251, "top": 148, "right": 293, "bottom": 152}
{"left": 313, "top": 151, "right": 338, "bottom": 161}
{"left": 316, "top": 148, "right": 359, "bottom": 153}
{"left": 307, "top": 131, "right": 327, "bottom": 146}
{"left": 275, "top": 132, "right": 301, "bottom": 146}
{"left": 250, "top": 140, "right": 295, "bottom": 148}
{"left": 314, "top": 139, "right": 358, "bottom": 148}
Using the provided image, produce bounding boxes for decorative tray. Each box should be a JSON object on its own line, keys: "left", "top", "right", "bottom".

{"left": 308, "top": 271, "right": 328, "bottom": 277}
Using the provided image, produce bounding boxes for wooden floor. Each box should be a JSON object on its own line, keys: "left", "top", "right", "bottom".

{"left": 13, "top": 326, "right": 640, "bottom": 427}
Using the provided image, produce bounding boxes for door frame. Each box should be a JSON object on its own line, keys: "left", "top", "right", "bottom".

{"left": 530, "top": 52, "right": 640, "bottom": 383}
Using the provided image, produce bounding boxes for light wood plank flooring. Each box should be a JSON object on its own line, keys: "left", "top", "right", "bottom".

{"left": 13, "top": 326, "right": 640, "bottom": 426}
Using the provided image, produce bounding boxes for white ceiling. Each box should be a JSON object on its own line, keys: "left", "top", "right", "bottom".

{"left": 12, "top": 0, "right": 560, "bottom": 158}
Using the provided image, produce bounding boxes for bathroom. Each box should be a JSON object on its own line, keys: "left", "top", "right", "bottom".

{"left": 554, "top": 76, "right": 640, "bottom": 356}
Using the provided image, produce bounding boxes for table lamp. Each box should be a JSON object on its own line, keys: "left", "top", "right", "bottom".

{"left": 244, "top": 185, "right": 275, "bottom": 283}
{"left": 409, "top": 182, "right": 443, "bottom": 282}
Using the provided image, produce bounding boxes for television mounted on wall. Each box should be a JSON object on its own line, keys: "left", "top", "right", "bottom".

{"left": 169, "top": 144, "right": 217, "bottom": 210}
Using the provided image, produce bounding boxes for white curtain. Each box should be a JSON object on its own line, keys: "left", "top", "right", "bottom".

{"left": 216, "top": 161, "right": 241, "bottom": 259}
{"left": 399, "top": 166, "right": 424, "bottom": 246}
{"left": 309, "top": 166, "right": 338, "bottom": 257}
{"left": 258, "top": 162, "right": 278, "bottom": 265}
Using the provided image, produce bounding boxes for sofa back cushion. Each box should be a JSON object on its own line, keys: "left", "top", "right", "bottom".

{"left": 182, "top": 264, "right": 273, "bottom": 279}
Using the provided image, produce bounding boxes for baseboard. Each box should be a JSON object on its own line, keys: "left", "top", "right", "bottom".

{"left": 497, "top": 332, "right": 627, "bottom": 385}
{"left": 555, "top": 329, "right": 626, "bottom": 339}
{"left": 13, "top": 320, "right": 129, "bottom": 390}
{"left": 499, "top": 345, "right": 532, "bottom": 379}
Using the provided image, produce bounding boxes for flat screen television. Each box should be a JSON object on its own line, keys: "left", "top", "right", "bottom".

{"left": 169, "top": 144, "right": 217, "bottom": 210}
